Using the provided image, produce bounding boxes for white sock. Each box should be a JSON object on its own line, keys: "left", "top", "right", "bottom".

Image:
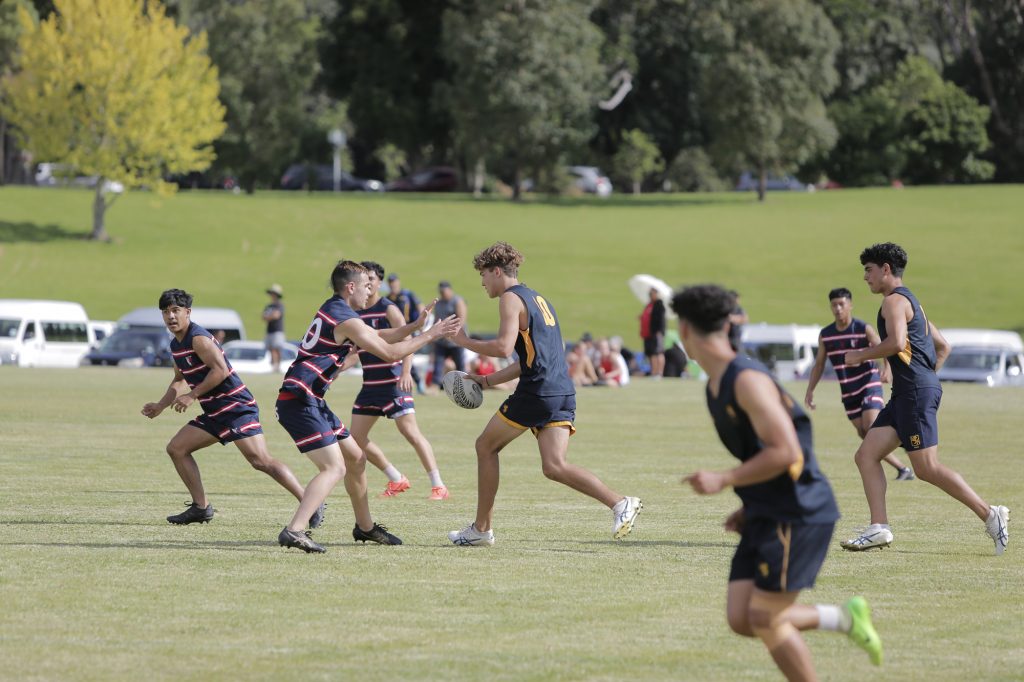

{"left": 428, "top": 469, "right": 444, "bottom": 487}
{"left": 815, "top": 604, "right": 849, "bottom": 632}
{"left": 383, "top": 465, "right": 403, "bottom": 483}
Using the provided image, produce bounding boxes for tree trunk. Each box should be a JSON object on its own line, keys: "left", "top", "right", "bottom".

{"left": 758, "top": 166, "right": 767, "bottom": 202}
{"left": 473, "top": 157, "right": 485, "bottom": 198}
{"left": 90, "top": 183, "right": 109, "bottom": 241}
{"left": 0, "top": 118, "right": 6, "bottom": 185}
{"left": 632, "top": 178, "right": 641, "bottom": 195}
{"left": 957, "top": 0, "right": 1013, "bottom": 138}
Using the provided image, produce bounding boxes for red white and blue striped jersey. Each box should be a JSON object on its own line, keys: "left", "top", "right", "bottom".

{"left": 355, "top": 297, "right": 402, "bottom": 388}
{"left": 280, "top": 295, "right": 359, "bottom": 401}
{"left": 820, "top": 318, "right": 882, "bottom": 401}
{"left": 170, "top": 322, "right": 257, "bottom": 417}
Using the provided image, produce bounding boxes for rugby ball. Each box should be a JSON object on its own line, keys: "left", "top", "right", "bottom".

{"left": 442, "top": 370, "right": 484, "bottom": 409}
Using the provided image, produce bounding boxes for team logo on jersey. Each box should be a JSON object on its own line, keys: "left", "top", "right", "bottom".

{"left": 910, "top": 434, "right": 922, "bottom": 448}
{"left": 758, "top": 562, "right": 770, "bottom": 578}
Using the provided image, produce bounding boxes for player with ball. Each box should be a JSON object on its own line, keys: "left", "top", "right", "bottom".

{"left": 445, "top": 241, "right": 642, "bottom": 547}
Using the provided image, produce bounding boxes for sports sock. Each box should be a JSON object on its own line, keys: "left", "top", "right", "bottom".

{"left": 428, "top": 469, "right": 444, "bottom": 487}
{"left": 815, "top": 605, "right": 850, "bottom": 632}
{"left": 383, "top": 465, "right": 403, "bottom": 483}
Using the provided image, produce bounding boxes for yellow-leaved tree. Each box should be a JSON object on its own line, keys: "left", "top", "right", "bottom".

{"left": 1, "top": 0, "right": 226, "bottom": 240}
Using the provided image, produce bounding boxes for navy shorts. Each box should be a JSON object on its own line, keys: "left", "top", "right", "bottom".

{"left": 843, "top": 385, "right": 885, "bottom": 420}
{"left": 352, "top": 388, "right": 415, "bottom": 419}
{"left": 275, "top": 393, "right": 350, "bottom": 453}
{"left": 497, "top": 392, "right": 576, "bottom": 436}
{"left": 872, "top": 387, "right": 941, "bottom": 451}
{"left": 730, "top": 519, "right": 835, "bottom": 592}
{"left": 188, "top": 407, "right": 263, "bottom": 445}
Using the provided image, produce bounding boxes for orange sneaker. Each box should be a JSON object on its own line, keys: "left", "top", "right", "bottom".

{"left": 429, "top": 485, "right": 449, "bottom": 501}
{"left": 379, "top": 476, "right": 411, "bottom": 498}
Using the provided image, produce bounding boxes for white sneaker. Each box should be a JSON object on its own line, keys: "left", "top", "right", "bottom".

{"left": 840, "top": 524, "right": 893, "bottom": 551}
{"left": 612, "top": 496, "right": 642, "bottom": 539}
{"left": 448, "top": 522, "right": 494, "bottom": 547}
{"left": 985, "top": 505, "right": 1009, "bottom": 556}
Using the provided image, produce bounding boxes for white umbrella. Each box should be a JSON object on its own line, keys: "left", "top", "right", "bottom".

{"left": 628, "top": 274, "right": 676, "bottom": 318}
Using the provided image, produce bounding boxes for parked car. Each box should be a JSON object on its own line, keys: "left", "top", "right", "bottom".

{"left": 89, "top": 320, "right": 117, "bottom": 346}
{"left": 222, "top": 340, "right": 299, "bottom": 374}
{"left": 167, "top": 171, "right": 238, "bottom": 191}
{"left": 82, "top": 329, "right": 173, "bottom": 368}
{"left": 740, "top": 323, "right": 822, "bottom": 381}
{"left": 735, "top": 171, "right": 809, "bottom": 192}
{"left": 280, "top": 164, "right": 383, "bottom": 192}
{"left": 117, "top": 307, "right": 246, "bottom": 342}
{"left": 35, "top": 163, "right": 124, "bottom": 193}
{"left": 385, "top": 166, "right": 458, "bottom": 192}
{"left": 568, "top": 166, "right": 612, "bottom": 196}
{"left": 0, "top": 299, "right": 95, "bottom": 367}
{"left": 937, "top": 329, "right": 1024, "bottom": 386}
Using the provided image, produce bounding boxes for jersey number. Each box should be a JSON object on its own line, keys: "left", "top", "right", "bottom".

{"left": 301, "top": 317, "right": 324, "bottom": 350}
{"left": 535, "top": 296, "right": 556, "bottom": 327}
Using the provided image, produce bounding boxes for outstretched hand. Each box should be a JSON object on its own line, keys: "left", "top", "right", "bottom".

{"left": 682, "top": 470, "right": 727, "bottom": 495}
{"left": 432, "top": 314, "right": 462, "bottom": 339}
{"left": 141, "top": 402, "right": 164, "bottom": 419}
{"left": 415, "top": 298, "right": 439, "bottom": 330}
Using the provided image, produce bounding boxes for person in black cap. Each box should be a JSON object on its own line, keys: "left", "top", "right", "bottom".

{"left": 430, "top": 280, "right": 467, "bottom": 386}
{"left": 263, "top": 283, "right": 286, "bottom": 372}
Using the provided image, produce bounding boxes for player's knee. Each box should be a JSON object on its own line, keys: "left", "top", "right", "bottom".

{"left": 247, "top": 455, "right": 273, "bottom": 474}
{"left": 540, "top": 460, "right": 567, "bottom": 482}
{"left": 911, "top": 460, "right": 938, "bottom": 483}
{"left": 166, "top": 441, "right": 187, "bottom": 459}
{"left": 726, "top": 608, "right": 755, "bottom": 637}
{"left": 749, "top": 607, "right": 796, "bottom": 649}
{"left": 475, "top": 436, "right": 499, "bottom": 457}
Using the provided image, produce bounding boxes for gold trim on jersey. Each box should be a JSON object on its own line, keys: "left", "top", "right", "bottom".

{"left": 789, "top": 451, "right": 805, "bottom": 480}
{"left": 776, "top": 523, "right": 792, "bottom": 592}
{"left": 530, "top": 420, "right": 576, "bottom": 438}
{"left": 519, "top": 327, "right": 536, "bottom": 368}
{"left": 897, "top": 338, "right": 912, "bottom": 365}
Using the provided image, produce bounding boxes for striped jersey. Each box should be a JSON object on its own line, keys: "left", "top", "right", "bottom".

{"left": 506, "top": 284, "right": 575, "bottom": 397}
{"left": 878, "top": 286, "right": 940, "bottom": 395}
{"left": 170, "top": 322, "right": 257, "bottom": 417}
{"left": 355, "top": 297, "right": 402, "bottom": 389}
{"left": 280, "top": 295, "right": 359, "bottom": 401}
{"left": 707, "top": 355, "right": 839, "bottom": 524}
{"left": 820, "top": 318, "right": 883, "bottom": 403}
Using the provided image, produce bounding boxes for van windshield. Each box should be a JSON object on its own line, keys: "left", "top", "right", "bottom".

{"left": 0, "top": 319, "right": 20, "bottom": 338}
{"left": 945, "top": 349, "right": 1001, "bottom": 371}
{"left": 42, "top": 322, "right": 88, "bottom": 343}
{"left": 744, "top": 342, "right": 796, "bottom": 365}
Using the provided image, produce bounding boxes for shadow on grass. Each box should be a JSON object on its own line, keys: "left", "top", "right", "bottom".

{"left": 0, "top": 221, "right": 86, "bottom": 243}
{"left": 0, "top": 539, "right": 273, "bottom": 551}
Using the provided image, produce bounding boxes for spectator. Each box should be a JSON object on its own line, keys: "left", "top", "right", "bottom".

{"left": 566, "top": 342, "right": 598, "bottom": 387}
{"left": 262, "top": 283, "right": 286, "bottom": 372}
{"left": 596, "top": 338, "right": 627, "bottom": 387}
{"left": 662, "top": 327, "right": 690, "bottom": 378}
{"left": 430, "top": 281, "right": 467, "bottom": 385}
{"left": 639, "top": 288, "right": 666, "bottom": 378}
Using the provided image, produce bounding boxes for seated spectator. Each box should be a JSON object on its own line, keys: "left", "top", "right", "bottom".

{"left": 607, "top": 337, "right": 632, "bottom": 386}
{"left": 596, "top": 338, "right": 627, "bottom": 387}
{"left": 566, "top": 342, "right": 598, "bottom": 387}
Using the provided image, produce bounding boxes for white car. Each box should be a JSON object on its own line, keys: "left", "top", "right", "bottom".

{"left": 222, "top": 340, "right": 299, "bottom": 374}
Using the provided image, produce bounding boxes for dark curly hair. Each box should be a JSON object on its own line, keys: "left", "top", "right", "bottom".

{"left": 473, "top": 242, "right": 524, "bottom": 276}
{"left": 860, "top": 242, "right": 907, "bottom": 277}
{"left": 158, "top": 288, "right": 193, "bottom": 310}
{"left": 828, "top": 287, "right": 852, "bottom": 301}
{"left": 670, "top": 284, "right": 737, "bottom": 334}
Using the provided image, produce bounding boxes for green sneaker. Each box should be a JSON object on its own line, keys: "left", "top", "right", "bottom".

{"left": 844, "top": 596, "right": 882, "bottom": 666}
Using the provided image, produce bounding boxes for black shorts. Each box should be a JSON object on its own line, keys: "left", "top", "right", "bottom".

{"left": 275, "top": 394, "right": 350, "bottom": 453}
{"left": 497, "top": 392, "right": 576, "bottom": 437}
{"left": 188, "top": 410, "right": 263, "bottom": 445}
{"left": 643, "top": 335, "right": 664, "bottom": 356}
{"left": 871, "top": 387, "right": 941, "bottom": 451}
{"left": 729, "top": 519, "right": 834, "bottom": 592}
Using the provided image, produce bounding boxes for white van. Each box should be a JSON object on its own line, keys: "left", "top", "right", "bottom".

{"left": 740, "top": 323, "right": 821, "bottom": 381}
{"left": 937, "top": 328, "right": 1024, "bottom": 387}
{"left": 0, "top": 299, "right": 95, "bottom": 367}
{"left": 117, "top": 307, "right": 247, "bottom": 342}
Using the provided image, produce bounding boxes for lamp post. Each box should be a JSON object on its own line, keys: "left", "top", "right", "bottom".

{"left": 328, "top": 128, "right": 347, "bottom": 192}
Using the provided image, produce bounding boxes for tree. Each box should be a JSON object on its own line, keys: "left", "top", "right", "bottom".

{"left": 1, "top": 0, "right": 225, "bottom": 240}
{"left": 0, "top": 0, "right": 38, "bottom": 185}
{"left": 441, "top": 0, "right": 606, "bottom": 200}
{"left": 612, "top": 128, "right": 664, "bottom": 193}
{"left": 700, "top": 0, "right": 841, "bottom": 201}
{"left": 173, "top": 0, "right": 326, "bottom": 193}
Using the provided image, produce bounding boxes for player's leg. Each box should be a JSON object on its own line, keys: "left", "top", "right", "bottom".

{"left": 748, "top": 589, "right": 817, "bottom": 681}
{"left": 394, "top": 412, "right": 447, "bottom": 498}
{"left": 853, "top": 425, "right": 901, "bottom": 525}
{"left": 907, "top": 446, "right": 989, "bottom": 519}
{"left": 448, "top": 415, "right": 521, "bottom": 546}
{"left": 860, "top": 407, "right": 908, "bottom": 473}
{"left": 234, "top": 433, "right": 305, "bottom": 501}
{"left": 286, "top": 442, "right": 345, "bottom": 531}
{"left": 350, "top": 412, "right": 408, "bottom": 497}
{"left": 165, "top": 424, "right": 218, "bottom": 509}
{"left": 338, "top": 435, "right": 403, "bottom": 544}
{"left": 536, "top": 425, "right": 620, "bottom": 507}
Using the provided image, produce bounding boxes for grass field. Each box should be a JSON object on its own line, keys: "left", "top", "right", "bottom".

{"left": 1, "top": 367, "right": 1021, "bottom": 681}
{"left": 1, "top": 185, "right": 1023, "bottom": 340}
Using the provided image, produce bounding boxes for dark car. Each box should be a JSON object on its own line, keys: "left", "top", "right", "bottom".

{"left": 82, "top": 329, "right": 172, "bottom": 368}
{"left": 167, "top": 171, "right": 238, "bottom": 191}
{"left": 280, "top": 164, "right": 383, "bottom": 192}
{"left": 385, "top": 166, "right": 458, "bottom": 192}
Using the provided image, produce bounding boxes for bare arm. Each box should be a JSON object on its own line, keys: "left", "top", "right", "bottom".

{"left": 684, "top": 370, "right": 803, "bottom": 495}
{"left": 171, "top": 336, "right": 231, "bottom": 413}
{"left": 141, "top": 366, "right": 188, "bottom": 418}
{"left": 470, "top": 361, "right": 522, "bottom": 388}
{"left": 847, "top": 295, "right": 909, "bottom": 365}
{"left": 337, "top": 312, "right": 460, "bottom": 363}
{"left": 452, "top": 292, "right": 522, "bottom": 358}
{"left": 865, "top": 323, "right": 891, "bottom": 383}
{"left": 378, "top": 298, "right": 438, "bottom": 343}
{"left": 803, "top": 333, "right": 827, "bottom": 409}
{"left": 930, "top": 321, "right": 950, "bottom": 371}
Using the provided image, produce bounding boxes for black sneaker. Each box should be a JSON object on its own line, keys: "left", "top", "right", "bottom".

{"left": 352, "top": 522, "right": 403, "bottom": 545}
{"left": 278, "top": 527, "right": 325, "bottom": 554}
{"left": 167, "top": 502, "right": 214, "bottom": 525}
{"left": 309, "top": 502, "right": 326, "bottom": 529}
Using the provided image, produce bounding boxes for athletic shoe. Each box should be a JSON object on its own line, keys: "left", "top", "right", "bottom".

{"left": 612, "top": 496, "right": 643, "bottom": 539}
{"left": 448, "top": 522, "right": 495, "bottom": 547}
{"left": 844, "top": 596, "right": 883, "bottom": 666}
{"left": 379, "top": 476, "right": 411, "bottom": 498}
{"left": 429, "top": 486, "right": 450, "bottom": 501}
{"left": 840, "top": 524, "right": 893, "bottom": 551}
{"left": 895, "top": 467, "right": 915, "bottom": 481}
{"left": 352, "top": 523, "right": 403, "bottom": 545}
{"left": 985, "top": 505, "right": 1009, "bottom": 556}
{"left": 309, "top": 502, "right": 326, "bottom": 529}
{"left": 166, "top": 502, "right": 214, "bottom": 525}
{"left": 278, "top": 527, "right": 325, "bottom": 554}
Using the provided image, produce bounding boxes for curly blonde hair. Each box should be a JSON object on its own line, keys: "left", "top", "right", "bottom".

{"left": 473, "top": 242, "right": 524, "bottom": 276}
